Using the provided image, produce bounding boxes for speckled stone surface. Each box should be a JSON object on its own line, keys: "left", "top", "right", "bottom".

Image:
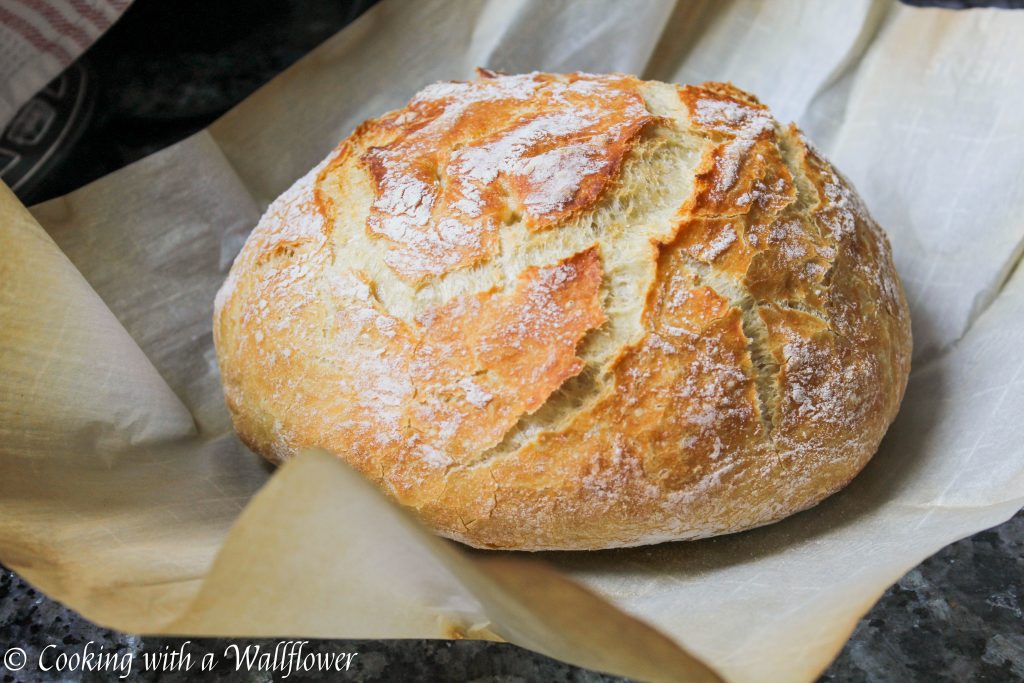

{"left": 2, "top": 510, "right": 1021, "bottom": 681}
{"left": 2, "top": 1, "right": 1022, "bottom": 681}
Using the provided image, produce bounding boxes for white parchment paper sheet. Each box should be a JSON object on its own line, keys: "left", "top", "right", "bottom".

{"left": 2, "top": 2, "right": 1022, "bottom": 681}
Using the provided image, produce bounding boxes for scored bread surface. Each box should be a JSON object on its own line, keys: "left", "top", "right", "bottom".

{"left": 213, "top": 71, "right": 912, "bottom": 550}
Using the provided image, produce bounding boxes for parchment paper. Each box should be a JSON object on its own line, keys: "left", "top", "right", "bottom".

{"left": 2, "top": 1, "right": 1023, "bottom": 681}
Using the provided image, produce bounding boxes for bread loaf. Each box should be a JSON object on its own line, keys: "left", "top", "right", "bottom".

{"left": 213, "top": 71, "right": 911, "bottom": 550}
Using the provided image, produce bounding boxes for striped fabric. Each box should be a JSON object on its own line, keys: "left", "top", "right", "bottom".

{"left": 0, "top": 0, "right": 130, "bottom": 128}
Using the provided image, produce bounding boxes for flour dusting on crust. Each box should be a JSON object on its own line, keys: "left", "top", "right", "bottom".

{"left": 360, "top": 72, "right": 654, "bottom": 280}
{"left": 213, "top": 74, "right": 912, "bottom": 550}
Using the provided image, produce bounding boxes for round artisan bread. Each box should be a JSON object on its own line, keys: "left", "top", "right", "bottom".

{"left": 213, "top": 71, "right": 911, "bottom": 550}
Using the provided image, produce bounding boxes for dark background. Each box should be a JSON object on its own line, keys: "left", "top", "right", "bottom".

{"left": 2, "top": 1, "right": 1023, "bottom": 681}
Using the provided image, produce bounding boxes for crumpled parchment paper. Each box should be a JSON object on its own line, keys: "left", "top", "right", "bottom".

{"left": 2, "top": 1, "right": 1023, "bottom": 681}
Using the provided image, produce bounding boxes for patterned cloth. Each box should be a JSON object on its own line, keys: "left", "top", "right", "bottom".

{"left": 0, "top": 0, "right": 130, "bottom": 128}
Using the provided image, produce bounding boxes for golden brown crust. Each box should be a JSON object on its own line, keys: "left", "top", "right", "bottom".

{"left": 213, "top": 73, "right": 911, "bottom": 550}
{"left": 358, "top": 72, "right": 654, "bottom": 282}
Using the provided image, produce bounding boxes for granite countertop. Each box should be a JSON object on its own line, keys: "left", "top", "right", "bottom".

{"left": 2, "top": 512, "right": 1021, "bottom": 681}
{"left": 2, "top": 1, "right": 1022, "bottom": 681}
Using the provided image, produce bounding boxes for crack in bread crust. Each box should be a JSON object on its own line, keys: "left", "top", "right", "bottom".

{"left": 213, "top": 74, "right": 912, "bottom": 550}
